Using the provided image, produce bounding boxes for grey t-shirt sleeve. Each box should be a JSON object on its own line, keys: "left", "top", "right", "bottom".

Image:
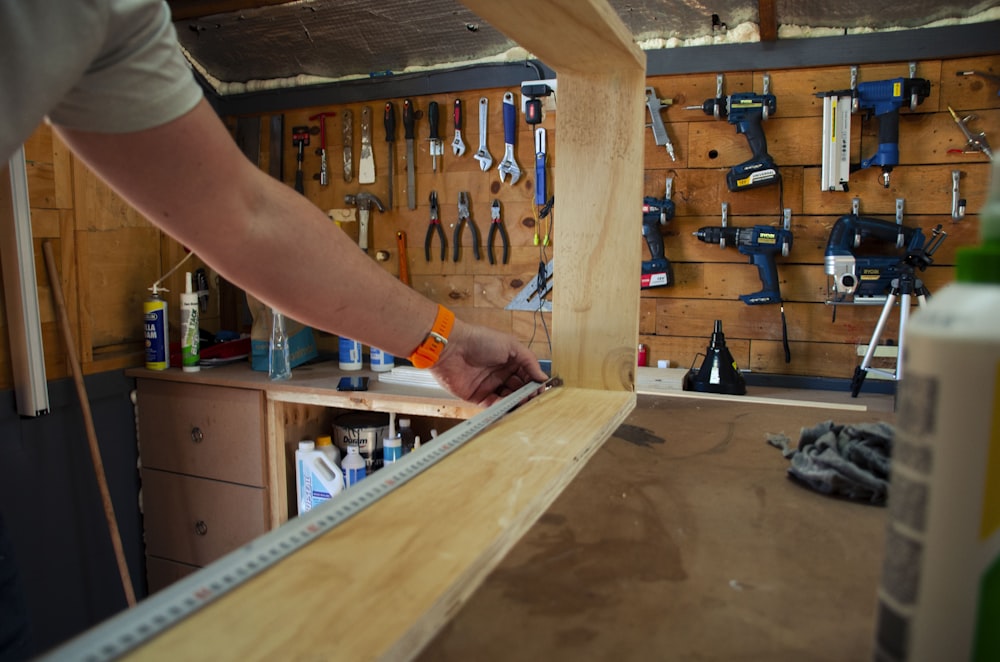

{"left": 47, "top": 0, "right": 204, "bottom": 134}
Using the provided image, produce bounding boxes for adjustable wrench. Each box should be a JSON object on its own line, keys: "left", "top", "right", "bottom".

{"left": 452, "top": 99, "right": 466, "bottom": 156}
{"left": 497, "top": 91, "right": 521, "bottom": 184}
{"left": 474, "top": 97, "right": 493, "bottom": 171}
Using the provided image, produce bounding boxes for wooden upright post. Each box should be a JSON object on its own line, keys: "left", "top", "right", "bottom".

{"left": 461, "top": 0, "right": 647, "bottom": 391}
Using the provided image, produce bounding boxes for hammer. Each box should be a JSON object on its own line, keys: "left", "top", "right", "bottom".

{"left": 344, "top": 192, "right": 385, "bottom": 253}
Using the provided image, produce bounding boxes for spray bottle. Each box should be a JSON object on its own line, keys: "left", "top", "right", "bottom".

{"left": 269, "top": 309, "right": 292, "bottom": 381}
{"left": 874, "top": 156, "right": 1000, "bottom": 661}
{"left": 143, "top": 284, "right": 169, "bottom": 370}
{"left": 180, "top": 272, "right": 200, "bottom": 372}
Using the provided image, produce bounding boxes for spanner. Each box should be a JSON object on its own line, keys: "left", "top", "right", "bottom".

{"left": 474, "top": 97, "right": 492, "bottom": 171}
{"left": 497, "top": 91, "right": 521, "bottom": 184}
{"left": 452, "top": 99, "right": 466, "bottom": 156}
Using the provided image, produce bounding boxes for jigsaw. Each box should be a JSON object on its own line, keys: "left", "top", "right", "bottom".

{"left": 824, "top": 214, "right": 928, "bottom": 305}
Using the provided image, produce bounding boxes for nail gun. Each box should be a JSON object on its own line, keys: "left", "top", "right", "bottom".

{"left": 819, "top": 77, "right": 931, "bottom": 188}
{"left": 687, "top": 92, "right": 780, "bottom": 192}
{"left": 824, "top": 214, "right": 928, "bottom": 305}
{"left": 641, "top": 189, "right": 675, "bottom": 289}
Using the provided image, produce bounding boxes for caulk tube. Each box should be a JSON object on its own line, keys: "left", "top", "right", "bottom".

{"left": 143, "top": 284, "right": 168, "bottom": 370}
{"left": 180, "top": 272, "right": 200, "bottom": 372}
{"left": 873, "top": 155, "right": 1000, "bottom": 661}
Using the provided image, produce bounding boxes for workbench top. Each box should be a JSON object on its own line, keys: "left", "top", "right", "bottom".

{"left": 420, "top": 394, "right": 896, "bottom": 661}
{"left": 127, "top": 360, "right": 481, "bottom": 419}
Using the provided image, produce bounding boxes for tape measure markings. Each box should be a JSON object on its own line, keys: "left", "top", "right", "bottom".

{"left": 45, "top": 378, "right": 557, "bottom": 662}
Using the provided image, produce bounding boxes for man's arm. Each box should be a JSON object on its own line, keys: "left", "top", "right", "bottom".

{"left": 55, "top": 99, "right": 546, "bottom": 403}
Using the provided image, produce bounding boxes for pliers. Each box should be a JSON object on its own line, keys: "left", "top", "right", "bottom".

{"left": 452, "top": 191, "right": 481, "bottom": 262}
{"left": 425, "top": 191, "right": 446, "bottom": 261}
{"left": 487, "top": 199, "right": 509, "bottom": 265}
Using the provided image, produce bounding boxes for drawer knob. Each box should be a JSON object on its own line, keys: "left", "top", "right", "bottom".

{"left": 190, "top": 427, "right": 204, "bottom": 443}
{"left": 194, "top": 520, "right": 208, "bottom": 536}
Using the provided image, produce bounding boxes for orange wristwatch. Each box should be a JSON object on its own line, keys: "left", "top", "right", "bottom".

{"left": 408, "top": 305, "right": 455, "bottom": 369}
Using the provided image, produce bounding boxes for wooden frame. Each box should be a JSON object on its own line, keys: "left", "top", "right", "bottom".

{"left": 121, "top": 1, "right": 643, "bottom": 658}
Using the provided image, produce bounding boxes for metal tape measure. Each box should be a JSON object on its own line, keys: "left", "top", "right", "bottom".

{"left": 43, "top": 378, "right": 558, "bottom": 661}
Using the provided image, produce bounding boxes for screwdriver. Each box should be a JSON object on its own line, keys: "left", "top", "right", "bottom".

{"left": 403, "top": 99, "right": 415, "bottom": 210}
{"left": 384, "top": 101, "right": 396, "bottom": 209}
{"left": 428, "top": 101, "right": 442, "bottom": 172}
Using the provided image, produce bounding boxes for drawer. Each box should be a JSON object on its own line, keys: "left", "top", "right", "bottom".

{"left": 141, "top": 468, "right": 268, "bottom": 567}
{"left": 136, "top": 380, "right": 266, "bottom": 486}
{"left": 145, "top": 556, "right": 199, "bottom": 595}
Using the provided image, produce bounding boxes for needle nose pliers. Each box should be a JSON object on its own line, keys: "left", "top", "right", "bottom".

{"left": 487, "top": 199, "right": 509, "bottom": 265}
{"left": 425, "top": 191, "right": 446, "bottom": 261}
{"left": 453, "top": 191, "right": 481, "bottom": 262}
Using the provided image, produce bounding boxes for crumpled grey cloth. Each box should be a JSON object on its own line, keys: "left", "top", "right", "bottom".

{"left": 766, "top": 420, "right": 895, "bottom": 505}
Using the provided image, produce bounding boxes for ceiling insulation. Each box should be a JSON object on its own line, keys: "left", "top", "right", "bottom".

{"left": 170, "top": 0, "right": 1000, "bottom": 94}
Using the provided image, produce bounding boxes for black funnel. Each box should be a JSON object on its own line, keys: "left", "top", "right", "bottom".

{"left": 683, "top": 320, "right": 747, "bottom": 395}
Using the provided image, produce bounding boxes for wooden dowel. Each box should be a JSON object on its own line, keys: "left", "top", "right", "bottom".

{"left": 42, "top": 240, "right": 136, "bottom": 607}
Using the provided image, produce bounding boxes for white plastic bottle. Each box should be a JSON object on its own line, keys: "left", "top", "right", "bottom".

{"left": 295, "top": 441, "right": 315, "bottom": 515}
{"left": 180, "top": 271, "right": 200, "bottom": 372}
{"left": 294, "top": 440, "right": 344, "bottom": 515}
{"left": 874, "top": 157, "right": 1000, "bottom": 661}
{"left": 315, "top": 434, "right": 341, "bottom": 467}
{"left": 369, "top": 346, "right": 394, "bottom": 372}
{"left": 339, "top": 337, "right": 363, "bottom": 371}
{"left": 383, "top": 435, "right": 401, "bottom": 466}
{"left": 342, "top": 445, "right": 367, "bottom": 487}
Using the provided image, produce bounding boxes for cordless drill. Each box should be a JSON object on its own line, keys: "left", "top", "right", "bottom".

{"left": 688, "top": 92, "right": 779, "bottom": 192}
{"left": 693, "top": 224, "right": 791, "bottom": 304}
{"left": 641, "top": 196, "right": 675, "bottom": 289}
{"left": 854, "top": 77, "right": 931, "bottom": 187}
{"left": 693, "top": 223, "right": 794, "bottom": 362}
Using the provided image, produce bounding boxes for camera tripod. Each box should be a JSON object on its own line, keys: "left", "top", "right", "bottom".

{"left": 850, "top": 224, "right": 947, "bottom": 397}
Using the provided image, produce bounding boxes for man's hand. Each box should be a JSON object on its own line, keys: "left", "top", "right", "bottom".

{"left": 430, "top": 320, "right": 548, "bottom": 405}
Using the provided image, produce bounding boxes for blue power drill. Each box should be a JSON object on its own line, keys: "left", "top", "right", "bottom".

{"left": 641, "top": 196, "right": 675, "bottom": 289}
{"left": 854, "top": 77, "right": 931, "bottom": 187}
{"left": 693, "top": 224, "right": 792, "bottom": 304}
{"left": 694, "top": 224, "right": 794, "bottom": 361}
{"left": 688, "top": 92, "right": 780, "bottom": 192}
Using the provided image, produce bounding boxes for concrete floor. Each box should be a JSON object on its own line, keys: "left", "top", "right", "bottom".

{"left": 420, "top": 393, "right": 895, "bottom": 661}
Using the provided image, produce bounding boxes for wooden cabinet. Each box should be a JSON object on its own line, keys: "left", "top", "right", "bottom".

{"left": 135, "top": 379, "right": 269, "bottom": 593}
{"left": 130, "top": 361, "right": 480, "bottom": 594}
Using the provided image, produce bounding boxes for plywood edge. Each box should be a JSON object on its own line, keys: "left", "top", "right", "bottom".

{"left": 128, "top": 386, "right": 635, "bottom": 660}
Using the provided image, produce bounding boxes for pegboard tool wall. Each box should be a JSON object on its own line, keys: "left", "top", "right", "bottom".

{"left": 246, "top": 53, "right": 998, "bottom": 381}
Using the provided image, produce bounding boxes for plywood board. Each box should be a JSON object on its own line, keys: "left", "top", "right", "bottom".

{"left": 125, "top": 386, "right": 635, "bottom": 660}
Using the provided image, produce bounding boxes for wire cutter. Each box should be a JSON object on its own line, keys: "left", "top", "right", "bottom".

{"left": 452, "top": 191, "right": 481, "bottom": 262}
{"left": 425, "top": 191, "right": 446, "bottom": 261}
{"left": 487, "top": 199, "right": 509, "bottom": 265}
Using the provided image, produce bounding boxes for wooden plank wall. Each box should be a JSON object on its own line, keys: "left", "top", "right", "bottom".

{"left": 2, "top": 52, "right": 997, "bottom": 391}
{"left": 642, "top": 55, "right": 999, "bottom": 378}
{"left": 0, "top": 127, "right": 219, "bottom": 389}
{"left": 266, "top": 53, "right": 998, "bottom": 381}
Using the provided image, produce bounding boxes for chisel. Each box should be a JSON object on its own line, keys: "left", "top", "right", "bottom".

{"left": 384, "top": 101, "right": 396, "bottom": 209}
{"left": 403, "top": 98, "right": 416, "bottom": 210}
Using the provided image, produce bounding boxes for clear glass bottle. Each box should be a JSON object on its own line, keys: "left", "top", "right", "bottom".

{"left": 268, "top": 309, "right": 292, "bottom": 381}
